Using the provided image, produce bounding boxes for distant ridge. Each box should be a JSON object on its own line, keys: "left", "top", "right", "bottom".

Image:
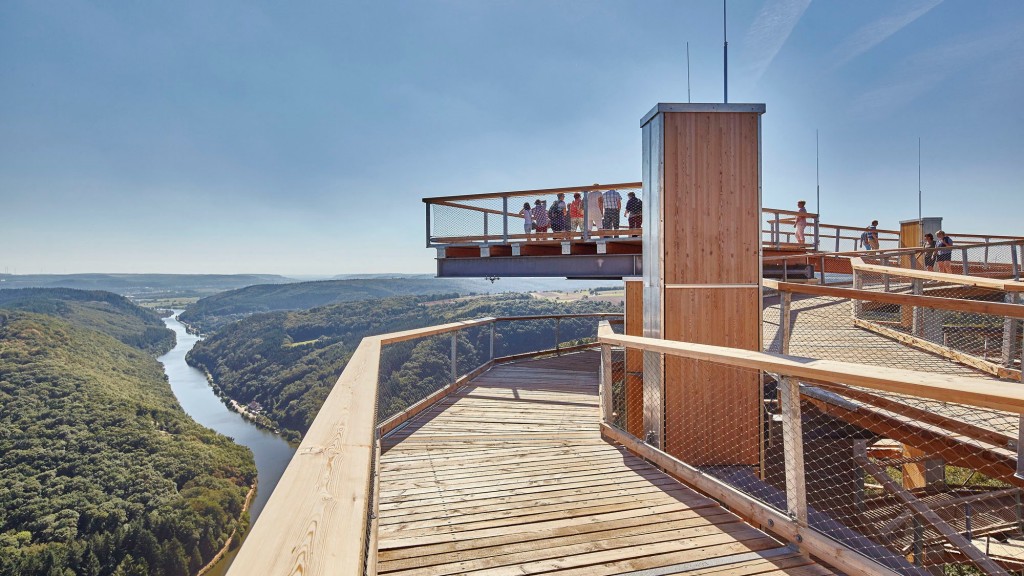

{"left": 180, "top": 276, "right": 619, "bottom": 332}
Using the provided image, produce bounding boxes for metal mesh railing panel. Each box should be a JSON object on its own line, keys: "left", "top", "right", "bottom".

{"left": 606, "top": 334, "right": 1024, "bottom": 574}
{"left": 376, "top": 333, "right": 454, "bottom": 425}
{"left": 428, "top": 186, "right": 643, "bottom": 244}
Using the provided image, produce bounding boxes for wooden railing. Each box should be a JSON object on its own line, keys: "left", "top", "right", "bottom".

{"left": 227, "top": 313, "right": 622, "bottom": 576}
{"left": 596, "top": 321, "right": 1024, "bottom": 575}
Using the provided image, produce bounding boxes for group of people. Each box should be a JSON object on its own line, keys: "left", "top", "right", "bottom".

{"left": 793, "top": 201, "right": 957, "bottom": 272}
{"left": 518, "top": 187, "right": 642, "bottom": 239}
{"left": 923, "top": 230, "right": 955, "bottom": 272}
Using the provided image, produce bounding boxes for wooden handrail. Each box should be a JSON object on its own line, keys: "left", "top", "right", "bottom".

{"left": 423, "top": 181, "right": 642, "bottom": 203}
{"left": 763, "top": 238, "right": 1024, "bottom": 262}
{"left": 228, "top": 337, "right": 381, "bottom": 576}
{"left": 597, "top": 328, "right": 1024, "bottom": 414}
{"left": 763, "top": 279, "right": 1024, "bottom": 319}
{"left": 378, "top": 318, "right": 495, "bottom": 345}
{"left": 233, "top": 314, "right": 623, "bottom": 575}
{"left": 852, "top": 257, "right": 1024, "bottom": 292}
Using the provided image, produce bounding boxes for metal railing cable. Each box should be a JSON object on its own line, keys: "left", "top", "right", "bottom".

{"left": 599, "top": 319, "right": 1024, "bottom": 575}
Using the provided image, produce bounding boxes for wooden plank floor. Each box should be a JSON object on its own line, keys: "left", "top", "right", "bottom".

{"left": 376, "top": 352, "right": 834, "bottom": 575}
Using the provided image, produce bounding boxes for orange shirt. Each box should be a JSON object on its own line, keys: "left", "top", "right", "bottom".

{"left": 568, "top": 199, "right": 584, "bottom": 218}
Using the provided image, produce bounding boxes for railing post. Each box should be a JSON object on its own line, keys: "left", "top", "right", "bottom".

{"left": 813, "top": 218, "right": 819, "bottom": 251}
{"left": 600, "top": 343, "right": 613, "bottom": 424}
{"left": 489, "top": 322, "right": 495, "bottom": 361}
{"left": 961, "top": 247, "right": 970, "bottom": 276}
{"left": 583, "top": 190, "right": 590, "bottom": 241}
{"left": 502, "top": 195, "right": 509, "bottom": 243}
{"left": 1017, "top": 415, "right": 1024, "bottom": 481}
{"left": 780, "top": 291, "right": 792, "bottom": 354}
{"left": 834, "top": 228, "right": 841, "bottom": 252}
{"left": 1011, "top": 244, "right": 1020, "bottom": 281}
{"left": 555, "top": 317, "right": 561, "bottom": 355}
{"left": 1001, "top": 293, "right": 1020, "bottom": 368}
{"left": 852, "top": 268, "right": 864, "bottom": 318}
{"left": 450, "top": 332, "right": 457, "bottom": 384}
{"left": 912, "top": 279, "right": 924, "bottom": 336}
{"left": 425, "top": 202, "right": 432, "bottom": 248}
{"left": 774, "top": 212, "right": 781, "bottom": 248}
{"left": 819, "top": 255, "right": 826, "bottom": 284}
{"left": 984, "top": 238, "right": 990, "bottom": 266}
{"left": 882, "top": 256, "right": 891, "bottom": 292}
{"left": 780, "top": 376, "right": 808, "bottom": 526}
{"left": 483, "top": 211, "right": 488, "bottom": 238}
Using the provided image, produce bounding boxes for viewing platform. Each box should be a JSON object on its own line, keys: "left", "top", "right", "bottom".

{"left": 376, "top": 352, "right": 832, "bottom": 575}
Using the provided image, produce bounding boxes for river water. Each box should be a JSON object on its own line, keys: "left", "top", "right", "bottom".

{"left": 157, "top": 313, "right": 296, "bottom": 573}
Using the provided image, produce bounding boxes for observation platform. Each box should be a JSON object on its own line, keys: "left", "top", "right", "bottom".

{"left": 376, "top": 352, "right": 834, "bottom": 576}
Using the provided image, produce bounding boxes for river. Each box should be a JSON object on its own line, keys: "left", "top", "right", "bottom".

{"left": 158, "top": 313, "right": 296, "bottom": 574}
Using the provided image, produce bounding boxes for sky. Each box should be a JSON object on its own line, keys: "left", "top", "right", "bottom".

{"left": 1, "top": 0, "right": 1021, "bottom": 275}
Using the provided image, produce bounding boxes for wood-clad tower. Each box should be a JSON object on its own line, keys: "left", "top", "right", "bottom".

{"left": 639, "top": 103, "right": 765, "bottom": 465}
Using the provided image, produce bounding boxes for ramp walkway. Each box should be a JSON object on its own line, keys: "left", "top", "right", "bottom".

{"left": 376, "top": 352, "right": 834, "bottom": 575}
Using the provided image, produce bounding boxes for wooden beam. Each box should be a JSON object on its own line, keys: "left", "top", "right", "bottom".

{"left": 599, "top": 332, "right": 1024, "bottom": 414}
{"left": 809, "top": 381, "right": 1015, "bottom": 450}
{"left": 852, "top": 258, "right": 1024, "bottom": 293}
{"left": 379, "top": 318, "right": 495, "bottom": 345}
{"left": 763, "top": 279, "right": 1024, "bottom": 320}
{"left": 853, "top": 317, "right": 1022, "bottom": 381}
{"left": 857, "top": 455, "right": 1010, "bottom": 575}
{"left": 422, "top": 181, "right": 643, "bottom": 203}
{"left": 227, "top": 338, "right": 381, "bottom": 576}
{"left": 600, "top": 423, "right": 902, "bottom": 576}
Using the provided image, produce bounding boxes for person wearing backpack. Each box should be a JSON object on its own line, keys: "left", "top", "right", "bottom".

{"left": 549, "top": 193, "right": 567, "bottom": 233}
{"left": 936, "top": 230, "right": 954, "bottom": 273}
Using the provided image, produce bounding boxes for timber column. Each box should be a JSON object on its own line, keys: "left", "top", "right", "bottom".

{"left": 641, "top": 103, "right": 764, "bottom": 465}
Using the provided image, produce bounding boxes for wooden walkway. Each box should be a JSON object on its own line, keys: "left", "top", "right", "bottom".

{"left": 376, "top": 352, "right": 834, "bottom": 576}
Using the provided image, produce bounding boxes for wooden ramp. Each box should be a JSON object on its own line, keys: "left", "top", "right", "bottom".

{"left": 376, "top": 352, "right": 834, "bottom": 575}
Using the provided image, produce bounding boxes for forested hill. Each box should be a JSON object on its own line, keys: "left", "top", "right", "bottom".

{"left": 0, "top": 311, "right": 256, "bottom": 576}
{"left": 0, "top": 288, "right": 174, "bottom": 354}
{"left": 187, "top": 294, "right": 619, "bottom": 441}
{"left": 179, "top": 276, "right": 620, "bottom": 333}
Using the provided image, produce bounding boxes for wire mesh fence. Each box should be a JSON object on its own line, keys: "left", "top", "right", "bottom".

{"left": 859, "top": 240, "right": 1023, "bottom": 281}
{"left": 376, "top": 314, "right": 621, "bottom": 427}
{"left": 426, "top": 185, "right": 644, "bottom": 244}
{"left": 603, "top": 335, "right": 1024, "bottom": 575}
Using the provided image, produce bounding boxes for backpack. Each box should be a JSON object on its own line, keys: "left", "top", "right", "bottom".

{"left": 548, "top": 202, "right": 561, "bottom": 221}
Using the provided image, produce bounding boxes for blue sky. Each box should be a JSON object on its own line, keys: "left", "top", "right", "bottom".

{"left": 1, "top": 0, "right": 1021, "bottom": 274}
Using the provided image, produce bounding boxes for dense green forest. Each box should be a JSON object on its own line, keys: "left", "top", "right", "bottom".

{"left": 0, "top": 302, "right": 256, "bottom": 575}
{"left": 178, "top": 276, "right": 619, "bottom": 333}
{"left": 187, "top": 294, "right": 619, "bottom": 441}
{"left": 0, "top": 288, "right": 174, "bottom": 354}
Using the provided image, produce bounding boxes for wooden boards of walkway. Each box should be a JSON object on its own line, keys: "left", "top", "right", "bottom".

{"left": 376, "top": 352, "right": 834, "bottom": 575}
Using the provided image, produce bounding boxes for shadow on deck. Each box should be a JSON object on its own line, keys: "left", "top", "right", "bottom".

{"left": 376, "top": 351, "right": 833, "bottom": 575}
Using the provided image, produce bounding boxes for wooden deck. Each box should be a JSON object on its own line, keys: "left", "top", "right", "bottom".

{"left": 376, "top": 352, "right": 834, "bottom": 576}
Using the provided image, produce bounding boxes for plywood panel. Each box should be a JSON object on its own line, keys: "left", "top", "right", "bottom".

{"left": 625, "top": 279, "right": 644, "bottom": 437}
{"left": 662, "top": 112, "right": 761, "bottom": 285}
{"left": 900, "top": 221, "right": 923, "bottom": 269}
{"left": 663, "top": 287, "right": 761, "bottom": 465}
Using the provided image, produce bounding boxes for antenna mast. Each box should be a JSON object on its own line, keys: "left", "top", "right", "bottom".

{"left": 921, "top": 138, "right": 929, "bottom": 220}
{"left": 686, "top": 41, "right": 692, "bottom": 103}
{"left": 816, "top": 130, "right": 820, "bottom": 217}
{"left": 723, "top": 0, "right": 728, "bottom": 103}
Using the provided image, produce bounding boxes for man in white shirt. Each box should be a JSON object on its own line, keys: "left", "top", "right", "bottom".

{"left": 598, "top": 188, "right": 622, "bottom": 230}
{"left": 585, "top": 188, "right": 602, "bottom": 231}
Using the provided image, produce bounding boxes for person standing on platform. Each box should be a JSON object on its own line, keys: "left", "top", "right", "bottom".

{"left": 532, "top": 199, "right": 549, "bottom": 238}
{"left": 586, "top": 186, "right": 602, "bottom": 231}
{"left": 625, "top": 191, "right": 642, "bottom": 235}
{"left": 861, "top": 220, "right": 880, "bottom": 250}
{"left": 549, "top": 193, "right": 567, "bottom": 233}
{"left": 923, "top": 233, "right": 937, "bottom": 271}
{"left": 519, "top": 202, "right": 533, "bottom": 240}
{"left": 795, "top": 200, "right": 808, "bottom": 245}
{"left": 598, "top": 188, "right": 622, "bottom": 230}
{"left": 568, "top": 192, "right": 585, "bottom": 234}
{"left": 936, "top": 230, "right": 954, "bottom": 273}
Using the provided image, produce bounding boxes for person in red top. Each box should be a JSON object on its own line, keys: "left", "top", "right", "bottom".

{"left": 568, "top": 192, "right": 585, "bottom": 233}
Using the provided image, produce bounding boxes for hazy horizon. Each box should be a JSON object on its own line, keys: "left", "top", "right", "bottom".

{"left": 3, "top": 1, "right": 1021, "bottom": 275}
